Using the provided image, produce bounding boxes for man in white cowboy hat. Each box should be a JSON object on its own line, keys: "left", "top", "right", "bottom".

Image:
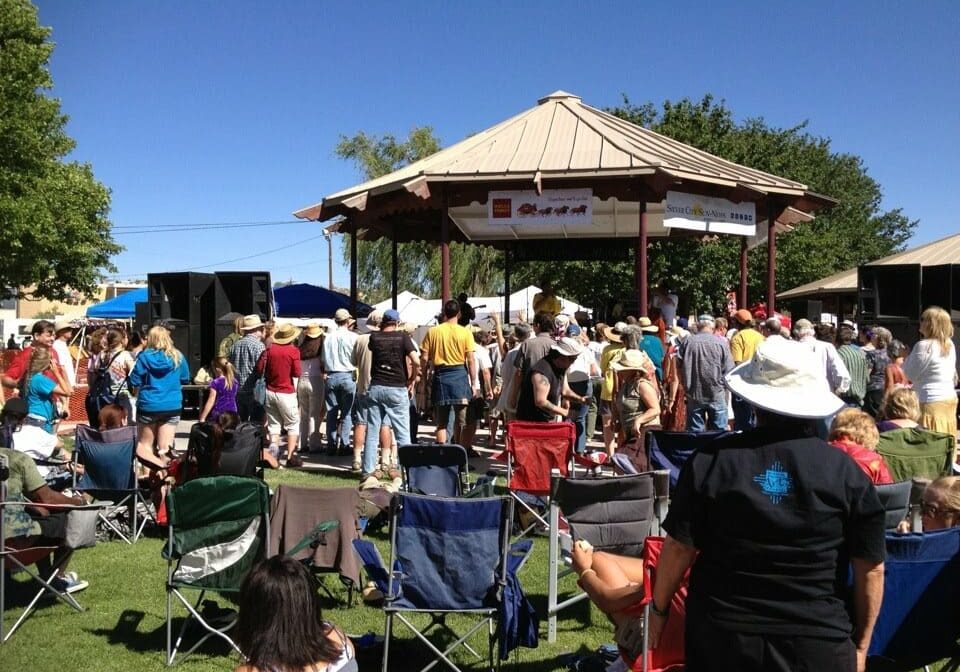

{"left": 229, "top": 314, "right": 267, "bottom": 422}
{"left": 646, "top": 338, "right": 885, "bottom": 672}
{"left": 678, "top": 314, "right": 734, "bottom": 432}
{"left": 322, "top": 308, "right": 359, "bottom": 456}
{"left": 256, "top": 323, "right": 302, "bottom": 467}
{"left": 516, "top": 337, "right": 591, "bottom": 423}
{"left": 51, "top": 319, "right": 76, "bottom": 387}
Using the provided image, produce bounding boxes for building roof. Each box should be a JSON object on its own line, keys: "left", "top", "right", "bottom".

{"left": 779, "top": 233, "right": 960, "bottom": 300}
{"left": 295, "top": 91, "right": 833, "bottom": 242}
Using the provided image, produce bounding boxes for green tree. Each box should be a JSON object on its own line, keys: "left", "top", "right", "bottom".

{"left": 335, "top": 128, "right": 502, "bottom": 302}
{"left": 516, "top": 95, "right": 916, "bottom": 315}
{"left": 0, "top": 0, "right": 120, "bottom": 301}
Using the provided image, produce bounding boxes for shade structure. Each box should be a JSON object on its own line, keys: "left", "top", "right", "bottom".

{"left": 273, "top": 283, "right": 371, "bottom": 318}
{"left": 85, "top": 287, "right": 147, "bottom": 319}
{"left": 295, "top": 91, "right": 835, "bottom": 313}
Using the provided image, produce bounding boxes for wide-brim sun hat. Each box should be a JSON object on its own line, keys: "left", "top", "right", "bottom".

{"left": 610, "top": 348, "right": 654, "bottom": 373}
{"left": 551, "top": 336, "right": 584, "bottom": 357}
{"left": 272, "top": 323, "right": 301, "bottom": 345}
{"left": 604, "top": 321, "right": 627, "bottom": 343}
{"left": 53, "top": 319, "right": 74, "bottom": 334}
{"left": 724, "top": 338, "right": 844, "bottom": 419}
{"left": 637, "top": 317, "right": 659, "bottom": 333}
{"left": 241, "top": 315, "right": 264, "bottom": 331}
{"left": 303, "top": 321, "right": 323, "bottom": 338}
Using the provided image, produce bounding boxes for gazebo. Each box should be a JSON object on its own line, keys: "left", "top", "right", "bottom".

{"left": 295, "top": 91, "right": 834, "bottom": 316}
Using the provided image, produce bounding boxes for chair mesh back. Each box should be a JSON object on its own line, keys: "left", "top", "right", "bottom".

{"left": 869, "top": 528, "right": 960, "bottom": 660}
{"left": 646, "top": 430, "right": 729, "bottom": 494}
{"left": 506, "top": 421, "right": 574, "bottom": 495}
{"left": 392, "top": 494, "right": 505, "bottom": 610}
{"left": 187, "top": 422, "right": 262, "bottom": 478}
{"left": 553, "top": 474, "right": 654, "bottom": 557}
{"left": 399, "top": 444, "right": 468, "bottom": 497}
{"left": 74, "top": 425, "right": 137, "bottom": 491}
{"left": 876, "top": 428, "right": 954, "bottom": 482}
{"left": 874, "top": 481, "right": 912, "bottom": 530}
{"left": 167, "top": 476, "right": 270, "bottom": 591}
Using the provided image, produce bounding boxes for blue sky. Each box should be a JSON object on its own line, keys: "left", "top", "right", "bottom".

{"left": 35, "top": 0, "right": 960, "bottom": 292}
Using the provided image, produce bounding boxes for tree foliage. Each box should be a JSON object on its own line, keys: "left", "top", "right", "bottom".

{"left": 0, "top": 0, "right": 119, "bottom": 300}
{"left": 335, "top": 128, "right": 502, "bottom": 303}
{"left": 516, "top": 95, "right": 916, "bottom": 315}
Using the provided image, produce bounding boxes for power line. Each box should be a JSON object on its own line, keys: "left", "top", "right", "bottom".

{"left": 170, "top": 232, "right": 329, "bottom": 272}
{"left": 112, "top": 220, "right": 306, "bottom": 235}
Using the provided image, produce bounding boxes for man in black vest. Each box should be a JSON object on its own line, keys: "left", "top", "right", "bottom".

{"left": 516, "top": 337, "right": 590, "bottom": 422}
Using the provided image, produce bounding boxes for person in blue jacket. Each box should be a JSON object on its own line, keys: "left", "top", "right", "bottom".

{"left": 128, "top": 325, "right": 190, "bottom": 470}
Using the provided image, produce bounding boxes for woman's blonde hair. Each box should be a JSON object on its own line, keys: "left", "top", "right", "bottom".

{"left": 926, "top": 476, "right": 960, "bottom": 514}
{"left": 212, "top": 356, "right": 235, "bottom": 390}
{"left": 828, "top": 408, "right": 880, "bottom": 450}
{"left": 145, "top": 326, "right": 181, "bottom": 367}
{"left": 881, "top": 387, "right": 921, "bottom": 422}
{"left": 919, "top": 306, "right": 954, "bottom": 356}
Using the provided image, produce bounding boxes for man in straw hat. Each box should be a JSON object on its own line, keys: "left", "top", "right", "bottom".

{"left": 322, "top": 308, "right": 359, "bottom": 456}
{"left": 642, "top": 338, "right": 885, "bottom": 672}
{"left": 256, "top": 323, "right": 302, "bottom": 467}
{"left": 229, "top": 314, "right": 267, "bottom": 422}
{"left": 598, "top": 321, "right": 627, "bottom": 453}
{"left": 51, "top": 319, "right": 76, "bottom": 388}
{"left": 516, "top": 337, "right": 590, "bottom": 423}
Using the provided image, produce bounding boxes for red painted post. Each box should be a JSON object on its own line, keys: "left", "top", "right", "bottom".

{"left": 766, "top": 199, "right": 776, "bottom": 314}
{"left": 441, "top": 199, "right": 451, "bottom": 302}
{"left": 638, "top": 203, "right": 648, "bottom": 316}
{"left": 739, "top": 236, "right": 748, "bottom": 309}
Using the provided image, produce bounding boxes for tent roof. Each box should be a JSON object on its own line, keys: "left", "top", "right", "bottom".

{"left": 779, "top": 233, "right": 960, "bottom": 300}
{"left": 85, "top": 287, "right": 147, "bottom": 319}
{"left": 273, "top": 283, "right": 371, "bottom": 318}
{"left": 294, "top": 91, "right": 833, "bottom": 243}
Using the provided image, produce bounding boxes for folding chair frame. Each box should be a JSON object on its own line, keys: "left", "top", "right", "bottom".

{"left": 72, "top": 425, "right": 154, "bottom": 544}
{"left": 164, "top": 477, "right": 271, "bottom": 666}
{"left": 398, "top": 443, "right": 470, "bottom": 497}
{"left": 381, "top": 494, "right": 514, "bottom": 672}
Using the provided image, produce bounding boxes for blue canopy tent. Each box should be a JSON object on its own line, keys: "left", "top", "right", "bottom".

{"left": 85, "top": 287, "right": 148, "bottom": 319}
{"left": 273, "top": 283, "right": 371, "bottom": 318}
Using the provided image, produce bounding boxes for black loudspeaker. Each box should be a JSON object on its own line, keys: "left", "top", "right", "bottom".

{"left": 134, "top": 302, "right": 152, "bottom": 336}
{"left": 146, "top": 273, "right": 217, "bottom": 376}
{"left": 787, "top": 299, "right": 823, "bottom": 322}
{"left": 858, "top": 264, "right": 922, "bottom": 320}
{"left": 214, "top": 272, "right": 272, "bottom": 320}
{"left": 921, "top": 264, "right": 960, "bottom": 320}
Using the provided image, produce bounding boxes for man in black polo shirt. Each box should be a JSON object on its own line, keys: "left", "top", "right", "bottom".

{"left": 648, "top": 338, "right": 885, "bottom": 672}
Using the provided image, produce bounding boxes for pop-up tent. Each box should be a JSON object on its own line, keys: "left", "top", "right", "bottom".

{"left": 273, "top": 283, "right": 371, "bottom": 318}
{"left": 85, "top": 287, "right": 148, "bottom": 319}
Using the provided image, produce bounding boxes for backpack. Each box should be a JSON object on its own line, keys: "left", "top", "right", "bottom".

{"left": 85, "top": 351, "right": 127, "bottom": 419}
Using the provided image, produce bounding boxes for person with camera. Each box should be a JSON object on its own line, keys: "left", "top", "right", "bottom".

{"left": 21, "top": 347, "right": 73, "bottom": 434}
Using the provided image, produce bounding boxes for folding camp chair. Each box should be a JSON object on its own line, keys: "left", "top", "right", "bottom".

{"left": 634, "top": 536, "right": 690, "bottom": 672}
{"left": 269, "top": 485, "right": 361, "bottom": 605}
{"left": 164, "top": 475, "right": 270, "bottom": 665}
{"left": 185, "top": 421, "right": 264, "bottom": 480}
{"left": 867, "top": 527, "right": 960, "bottom": 670}
{"left": 874, "top": 481, "right": 912, "bottom": 531}
{"left": 876, "top": 427, "right": 954, "bottom": 482}
{"left": 73, "top": 424, "right": 153, "bottom": 543}
{"left": 398, "top": 443, "right": 469, "bottom": 497}
{"left": 0, "top": 480, "right": 102, "bottom": 642}
{"left": 645, "top": 430, "right": 730, "bottom": 494}
{"left": 546, "top": 473, "right": 655, "bottom": 642}
{"left": 355, "top": 493, "right": 521, "bottom": 672}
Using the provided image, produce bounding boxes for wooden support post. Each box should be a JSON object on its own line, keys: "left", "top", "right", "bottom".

{"left": 637, "top": 202, "right": 648, "bottom": 316}
{"left": 766, "top": 199, "right": 777, "bottom": 314}
{"left": 441, "top": 197, "right": 451, "bottom": 302}
{"left": 391, "top": 227, "right": 398, "bottom": 310}
{"left": 503, "top": 247, "right": 511, "bottom": 323}
{"left": 739, "top": 236, "right": 748, "bottom": 309}
{"left": 349, "top": 227, "right": 358, "bottom": 315}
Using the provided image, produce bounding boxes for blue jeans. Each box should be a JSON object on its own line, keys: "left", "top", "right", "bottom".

{"left": 325, "top": 372, "right": 356, "bottom": 452}
{"left": 569, "top": 379, "right": 592, "bottom": 455}
{"left": 364, "top": 385, "right": 411, "bottom": 475}
{"left": 686, "top": 398, "right": 728, "bottom": 432}
{"left": 731, "top": 394, "right": 755, "bottom": 432}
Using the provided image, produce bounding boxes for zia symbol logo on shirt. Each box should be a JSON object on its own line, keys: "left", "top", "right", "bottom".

{"left": 753, "top": 460, "right": 794, "bottom": 504}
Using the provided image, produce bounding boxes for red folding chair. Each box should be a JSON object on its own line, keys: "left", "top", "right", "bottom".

{"left": 629, "top": 536, "right": 689, "bottom": 672}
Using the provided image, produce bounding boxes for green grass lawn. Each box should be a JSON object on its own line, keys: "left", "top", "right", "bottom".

{"left": 2, "top": 468, "right": 615, "bottom": 671}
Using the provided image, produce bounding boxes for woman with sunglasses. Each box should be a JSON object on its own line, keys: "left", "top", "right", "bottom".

{"left": 919, "top": 476, "right": 960, "bottom": 531}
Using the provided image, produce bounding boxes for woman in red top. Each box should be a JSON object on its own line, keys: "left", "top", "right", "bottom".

{"left": 828, "top": 408, "right": 893, "bottom": 484}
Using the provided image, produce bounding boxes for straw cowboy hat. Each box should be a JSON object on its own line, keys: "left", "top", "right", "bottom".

{"left": 610, "top": 348, "right": 654, "bottom": 374}
{"left": 603, "top": 321, "right": 627, "bottom": 343}
{"left": 303, "top": 321, "right": 323, "bottom": 338}
{"left": 637, "top": 317, "right": 659, "bottom": 333}
{"left": 241, "top": 315, "right": 265, "bottom": 331}
{"left": 53, "top": 319, "right": 74, "bottom": 334}
{"left": 725, "top": 338, "right": 844, "bottom": 419}
{"left": 271, "top": 323, "right": 301, "bottom": 345}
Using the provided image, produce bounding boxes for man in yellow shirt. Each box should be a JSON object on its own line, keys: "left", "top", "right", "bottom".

{"left": 420, "top": 299, "right": 478, "bottom": 444}
{"left": 532, "top": 281, "right": 563, "bottom": 318}
{"left": 729, "top": 309, "right": 764, "bottom": 430}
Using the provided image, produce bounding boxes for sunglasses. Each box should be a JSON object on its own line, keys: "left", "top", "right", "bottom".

{"left": 920, "top": 501, "right": 959, "bottom": 518}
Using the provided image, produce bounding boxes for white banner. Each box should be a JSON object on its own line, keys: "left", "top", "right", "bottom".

{"left": 488, "top": 189, "right": 592, "bottom": 226}
{"left": 664, "top": 190, "right": 756, "bottom": 236}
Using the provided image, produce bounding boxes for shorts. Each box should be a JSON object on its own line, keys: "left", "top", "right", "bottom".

{"left": 265, "top": 390, "right": 300, "bottom": 435}
{"left": 466, "top": 397, "right": 488, "bottom": 423}
{"left": 137, "top": 411, "right": 180, "bottom": 426}
{"left": 434, "top": 403, "right": 466, "bottom": 431}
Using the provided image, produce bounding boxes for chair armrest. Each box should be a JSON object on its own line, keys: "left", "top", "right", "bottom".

{"left": 507, "top": 539, "right": 534, "bottom": 575}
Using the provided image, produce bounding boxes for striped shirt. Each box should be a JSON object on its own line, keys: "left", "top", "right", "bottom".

{"left": 837, "top": 344, "right": 868, "bottom": 403}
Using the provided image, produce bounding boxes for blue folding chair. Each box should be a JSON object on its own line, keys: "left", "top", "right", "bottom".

{"left": 867, "top": 527, "right": 960, "bottom": 670}
{"left": 73, "top": 424, "right": 152, "bottom": 543}
{"left": 398, "top": 443, "right": 469, "bottom": 497}
{"left": 645, "top": 430, "right": 730, "bottom": 494}
{"left": 354, "top": 493, "right": 532, "bottom": 672}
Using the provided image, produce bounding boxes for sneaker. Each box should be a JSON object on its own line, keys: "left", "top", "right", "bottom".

{"left": 52, "top": 572, "right": 89, "bottom": 594}
{"left": 287, "top": 455, "right": 304, "bottom": 468}
{"left": 350, "top": 461, "right": 362, "bottom": 474}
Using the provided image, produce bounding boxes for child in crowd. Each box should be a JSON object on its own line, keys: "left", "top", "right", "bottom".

{"left": 884, "top": 340, "right": 909, "bottom": 393}
{"left": 22, "top": 347, "right": 73, "bottom": 434}
{"left": 198, "top": 357, "right": 239, "bottom": 423}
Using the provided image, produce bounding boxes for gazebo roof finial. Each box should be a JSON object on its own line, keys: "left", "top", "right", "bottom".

{"left": 537, "top": 90, "right": 582, "bottom": 104}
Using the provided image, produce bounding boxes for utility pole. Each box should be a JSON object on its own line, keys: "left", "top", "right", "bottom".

{"left": 324, "top": 232, "right": 334, "bottom": 290}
